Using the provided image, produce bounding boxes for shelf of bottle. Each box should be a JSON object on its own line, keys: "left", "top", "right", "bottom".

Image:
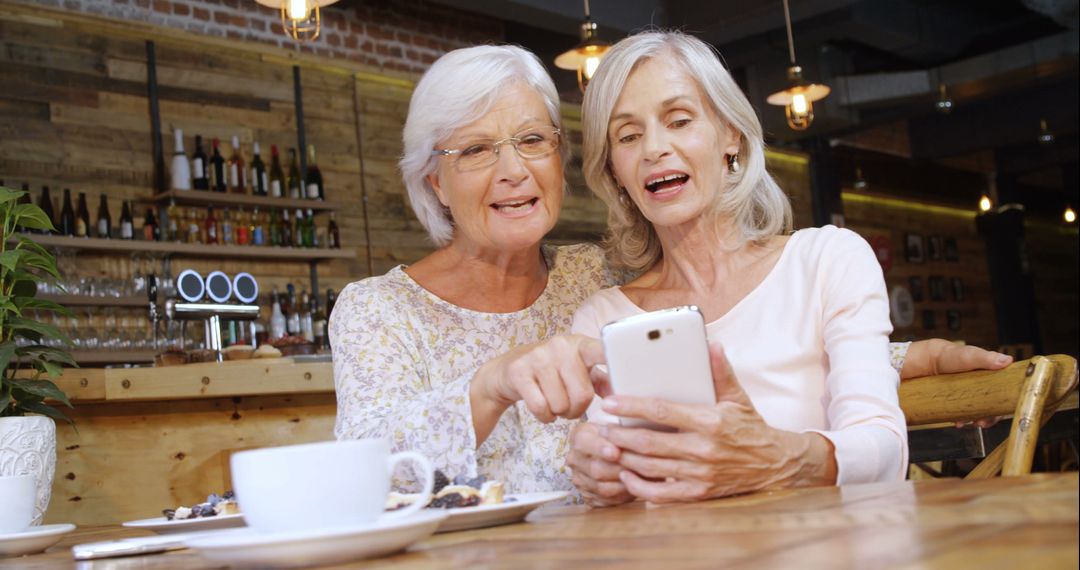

{"left": 40, "top": 294, "right": 147, "bottom": 307}
{"left": 19, "top": 234, "right": 356, "bottom": 261}
{"left": 70, "top": 350, "right": 156, "bottom": 364}
{"left": 151, "top": 190, "right": 342, "bottom": 213}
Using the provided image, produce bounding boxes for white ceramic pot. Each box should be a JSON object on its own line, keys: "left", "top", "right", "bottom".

{"left": 0, "top": 416, "right": 57, "bottom": 526}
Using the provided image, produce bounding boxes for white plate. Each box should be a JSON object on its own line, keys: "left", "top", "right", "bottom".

{"left": 0, "top": 523, "right": 76, "bottom": 557}
{"left": 184, "top": 510, "right": 448, "bottom": 569}
{"left": 122, "top": 513, "right": 246, "bottom": 534}
{"left": 436, "top": 491, "right": 568, "bottom": 533}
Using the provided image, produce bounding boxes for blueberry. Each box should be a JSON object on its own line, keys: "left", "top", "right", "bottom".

{"left": 207, "top": 493, "right": 221, "bottom": 506}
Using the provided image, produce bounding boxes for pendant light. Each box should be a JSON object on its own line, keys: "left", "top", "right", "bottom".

{"left": 1038, "top": 119, "right": 1055, "bottom": 146}
{"left": 554, "top": 0, "right": 611, "bottom": 93}
{"left": 255, "top": 0, "right": 339, "bottom": 42}
{"left": 934, "top": 84, "right": 953, "bottom": 114}
{"left": 766, "top": 0, "right": 830, "bottom": 130}
{"left": 1065, "top": 205, "right": 1076, "bottom": 223}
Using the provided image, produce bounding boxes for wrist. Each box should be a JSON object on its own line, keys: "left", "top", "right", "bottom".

{"left": 471, "top": 360, "right": 514, "bottom": 413}
{"left": 772, "top": 431, "right": 838, "bottom": 489}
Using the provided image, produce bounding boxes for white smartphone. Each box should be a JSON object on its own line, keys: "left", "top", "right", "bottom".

{"left": 600, "top": 306, "right": 716, "bottom": 431}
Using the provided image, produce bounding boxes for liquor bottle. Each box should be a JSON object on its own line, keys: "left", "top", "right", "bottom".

{"left": 221, "top": 207, "right": 234, "bottom": 245}
{"left": 280, "top": 209, "right": 292, "bottom": 247}
{"left": 143, "top": 206, "right": 160, "bottom": 241}
{"left": 75, "top": 192, "right": 90, "bottom": 238}
{"left": 171, "top": 129, "right": 191, "bottom": 190}
{"left": 227, "top": 135, "right": 246, "bottom": 194}
{"left": 119, "top": 199, "right": 134, "bottom": 240}
{"left": 312, "top": 294, "right": 328, "bottom": 349}
{"left": 235, "top": 207, "right": 249, "bottom": 246}
{"left": 187, "top": 207, "right": 202, "bottom": 244}
{"left": 327, "top": 211, "right": 340, "bottom": 249}
{"left": 268, "top": 207, "right": 281, "bottom": 246}
{"left": 286, "top": 148, "right": 301, "bottom": 199}
{"left": 205, "top": 205, "right": 219, "bottom": 244}
{"left": 210, "top": 138, "right": 227, "bottom": 193}
{"left": 38, "top": 186, "right": 56, "bottom": 234}
{"left": 59, "top": 188, "right": 76, "bottom": 236}
{"left": 251, "top": 207, "right": 264, "bottom": 246}
{"left": 192, "top": 135, "right": 209, "bottom": 190}
{"left": 269, "top": 145, "right": 285, "bottom": 198}
{"left": 269, "top": 287, "right": 287, "bottom": 339}
{"left": 166, "top": 198, "right": 179, "bottom": 242}
{"left": 286, "top": 284, "right": 300, "bottom": 336}
{"left": 250, "top": 142, "right": 268, "bottom": 196}
{"left": 305, "top": 144, "right": 324, "bottom": 200}
{"left": 291, "top": 208, "right": 303, "bottom": 247}
{"left": 299, "top": 289, "right": 314, "bottom": 342}
{"left": 302, "top": 209, "right": 315, "bottom": 248}
{"left": 95, "top": 194, "right": 112, "bottom": 238}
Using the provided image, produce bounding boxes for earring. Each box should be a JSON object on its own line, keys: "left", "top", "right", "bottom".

{"left": 727, "top": 153, "right": 740, "bottom": 174}
{"left": 617, "top": 186, "right": 630, "bottom": 207}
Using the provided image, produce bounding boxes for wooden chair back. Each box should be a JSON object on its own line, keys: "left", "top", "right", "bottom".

{"left": 899, "top": 354, "right": 1078, "bottom": 478}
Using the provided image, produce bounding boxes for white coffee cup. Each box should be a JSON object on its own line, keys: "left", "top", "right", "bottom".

{"left": 231, "top": 439, "right": 434, "bottom": 534}
{"left": 0, "top": 475, "right": 36, "bottom": 534}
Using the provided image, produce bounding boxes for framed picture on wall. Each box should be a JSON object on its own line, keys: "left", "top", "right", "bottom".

{"left": 928, "top": 276, "right": 947, "bottom": 301}
{"left": 905, "top": 233, "right": 925, "bottom": 263}
{"left": 927, "top": 236, "right": 943, "bottom": 261}
{"left": 951, "top": 277, "right": 964, "bottom": 302}
{"left": 922, "top": 309, "right": 936, "bottom": 330}
{"left": 909, "top": 276, "right": 924, "bottom": 302}
{"left": 947, "top": 310, "right": 962, "bottom": 331}
{"left": 944, "top": 237, "right": 960, "bottom": 262}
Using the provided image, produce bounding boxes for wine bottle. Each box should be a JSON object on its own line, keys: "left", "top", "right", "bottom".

{"left": 280, "top": 208, "right": 292, "bottom": 247}
{"left": 221, "top": 207, "right": 234, "bottom": 245}
{"left": 187, "top": 207, "right": 202, "bottom": 244}
{"left": 143, "top": 206, "right": 160, "bottom": 241}
{"left": 171, "top": 129, "right": 191, "bottom": 190}
{"left": 38, "top": 186, "right": 56, "bottom": 235}
{"left": 235, "top": 207, "right": 249, "bottom": 246}
{"left": 228, "top": 135, "right": 246, "bottom": 194}
{"left": 305, "top": 144, "right": 323, "bottom": 200}
{"left": 166, "top": 198, "right": 179, "bottom": 242}
{"left": 286, "top": 148, "right": 301, "bottom": 199}
{"left": 292, "top": 208, "right": 304, "bottom": 247}
{"left": 205, "top": 205, "right": 219, "bottom": 244}
{"left": 119, "top": 199, "right": 134, "bottom": 240}
{"left": 299, "top": 289, "right": 314, "bottom": 342}
{"left": 269, "top": 287, "right": 287, "bottom": 339}
{"left": 250, "top": 142, "right": 268, "bottom": 196}
{"left": 327, "top": 211, "right": 340, "bottom": 249}
{"left": 269, "top": 207, "right": 281, "bottom": 246}
{"left": 312, "top": 294, "right": 328, "bottom": 349}
{"left": 210, "top": 138, "right": 227, "bottom": 193}
{"left": 75, "top": 192, "right": 90, "bottom": 238}
{"left": 269, "top": 145, "right": 284, "bottom": 198}
{"left": 286, "top": 284, "right": 300, "bottom": 336}
{"left": 302, "top": 208, "right": 315, "bottom": 248}
{"left": 96, "top": 193, "right": 112, "bottom": 239}
{"left": 192, "top": 135, "right": 209, "bottom": 190}
{"left": 59, "top": 188, "right": 76, "bottom": 236}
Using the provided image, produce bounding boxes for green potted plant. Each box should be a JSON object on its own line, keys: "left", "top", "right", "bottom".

{"left": 0, "top": 184, "right": 76, "bottom": 526}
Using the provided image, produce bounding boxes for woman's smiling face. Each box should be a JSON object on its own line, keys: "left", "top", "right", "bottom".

{"left": 606, "top": 57, "right": 740, "bottom": 230}
{"left": 427, "top": 82, "right": 564, "bottom": 254}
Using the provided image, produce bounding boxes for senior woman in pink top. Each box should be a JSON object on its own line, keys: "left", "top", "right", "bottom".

{"left": 567, "top": 31, "right": 915, "bottom": 506}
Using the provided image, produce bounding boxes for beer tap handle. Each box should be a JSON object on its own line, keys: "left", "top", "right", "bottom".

{"left": 147, "top": 275, "right": 159, "bottom": 348}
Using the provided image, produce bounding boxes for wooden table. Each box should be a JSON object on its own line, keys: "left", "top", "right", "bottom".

{"left": 5, "top": 473, "right": 1077, "bottom": 569}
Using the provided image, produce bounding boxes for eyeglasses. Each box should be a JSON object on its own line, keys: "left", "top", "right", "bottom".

{"left": 432, "top": 126, "right": 561, "bottom": 171}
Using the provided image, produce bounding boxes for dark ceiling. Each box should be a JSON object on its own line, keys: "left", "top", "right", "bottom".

{"left": 357, "top": 0, "right": 1080, "bottom": 215}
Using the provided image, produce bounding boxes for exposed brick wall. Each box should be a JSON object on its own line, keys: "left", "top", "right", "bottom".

{"left": 13, "top": 0, "right": 505, "bottom": 74}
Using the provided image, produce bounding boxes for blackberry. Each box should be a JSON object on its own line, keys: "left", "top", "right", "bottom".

{"left": 222, "top": 490, "right": 236, "bottom": 501}
{"left": 428, "top": 492, "right": 481, "bottom": 509}
{"left": 162, "top": 509, "right": 176, "bottom": 521}
{"left": 433, "top": 469, "right": 450, "bottom": 494}
{"left": 189, "top": 504, "right": 205, "bottom": 517}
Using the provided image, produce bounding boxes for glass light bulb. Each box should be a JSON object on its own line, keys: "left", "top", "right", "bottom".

{"left": 979, "top": 195, "right": 992, "bottom": 212}
{"left": 583, "top": 56, "right": 601, "bottom": 81}
{"left": 287, "top": 0, "right": 309, "bottom": 21}
{"left": 791, "top": 93, "right": 808, "bottom": 114}
{"left": 1065, "top": 206, "right": 1076, "bottom": 223}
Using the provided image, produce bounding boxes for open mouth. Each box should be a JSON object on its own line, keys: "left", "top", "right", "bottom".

{"left": 490, "top": 197, "right": 539, "bottom": 213}
{"left": 644, "top": 173, "right": 690, "bottom": 194}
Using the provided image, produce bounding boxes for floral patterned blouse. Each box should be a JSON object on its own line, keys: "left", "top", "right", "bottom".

{"left": 330, "top": 243, "right": 911, "bottom": 493}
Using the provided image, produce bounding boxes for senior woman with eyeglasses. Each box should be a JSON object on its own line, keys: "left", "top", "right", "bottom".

{"left": 564, "top": 30, "right": 961, "bottom": 506}
{"left": 330, "top": 43, "right": 1011, "bottom": 495}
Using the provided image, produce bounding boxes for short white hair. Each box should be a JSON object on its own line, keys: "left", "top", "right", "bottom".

{"left": 582, "top": 31, "right": 792, "bottom": 271}
{"left": 399, "top": 45, "right": 568, "bottom": 247}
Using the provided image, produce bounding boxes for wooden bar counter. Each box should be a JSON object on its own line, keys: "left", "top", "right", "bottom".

{"left": 7, "top": 472, "right": 1078, "bottom": 569}
{"left": 43, "top": 358, "right": 337, "bottom": 526}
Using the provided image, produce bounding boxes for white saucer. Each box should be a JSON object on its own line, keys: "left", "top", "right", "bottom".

{"left": 0, "top": 524, "right": 76, "bottom": 557}
{"left": 122, "top": 513, "right": 246, "bottom": 534}
{"left": 437, "top": 491, "right": 568, "bottom": 533}
{"left": 184, "top": 510, "right": 448, "bottom": 568}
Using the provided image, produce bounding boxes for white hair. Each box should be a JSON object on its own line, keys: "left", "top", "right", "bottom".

{"left": 399, "top": 45, "right": 569, "bottom": 247}
{"left": 582, "top": 31, "right": 792, "bottom": 272}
